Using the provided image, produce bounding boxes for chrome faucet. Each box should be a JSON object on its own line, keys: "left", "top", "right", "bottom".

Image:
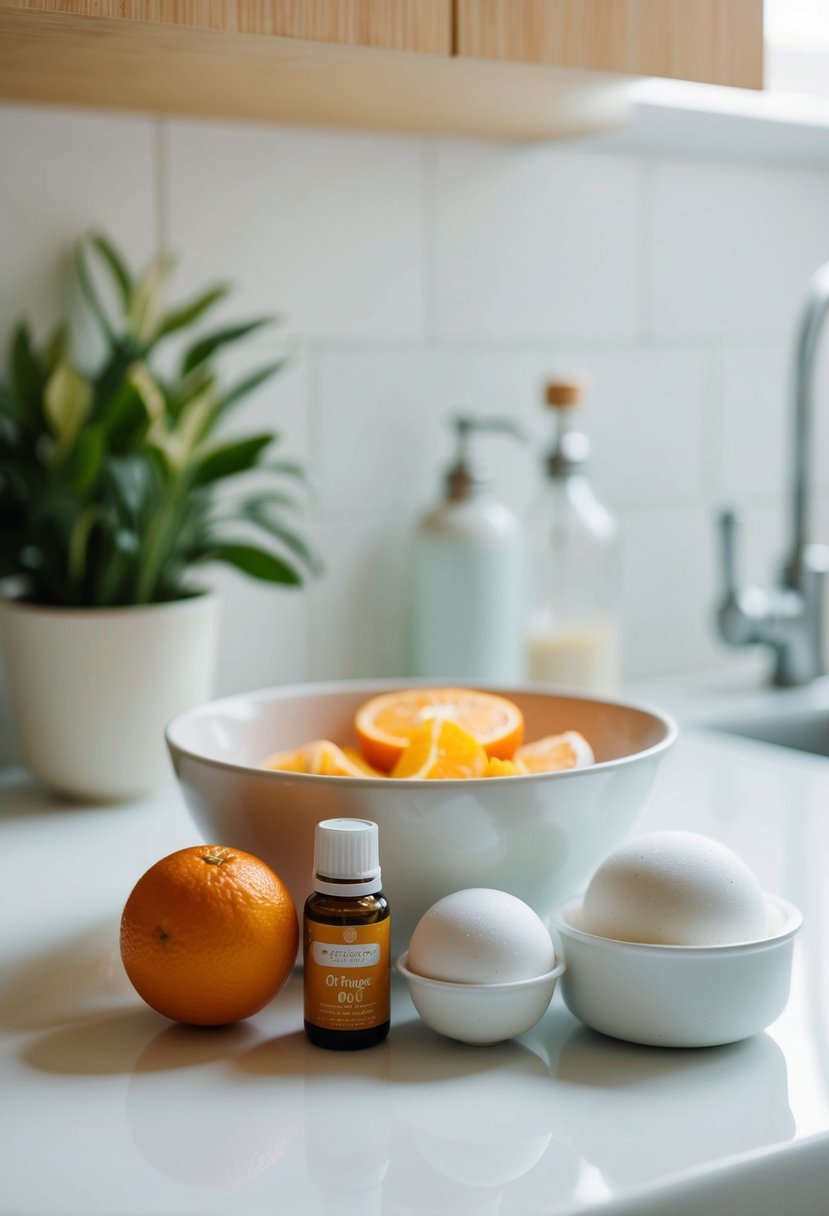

{"left": 717, "top": 261, "right": 829, "bottom": 686}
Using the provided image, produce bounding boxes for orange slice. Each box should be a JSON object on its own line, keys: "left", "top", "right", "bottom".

{"left": 514, "top": 731, "right": 595, "bottom": 774}
{"left": 391, "top": 718, "right": 488, "bottom": 780}
{"left": 262, "top": 740, "right": 382, "bottom": 778}
{"left": 261, "top": 746, "right": 308, "bottom": 773}
{"left": 355, "top": 687, "right": 524, "bottom": 772}
{"left": 484, "top": 757, "right": 524, "bottom": 778}
{"left": 341, "top": 747, "right": 385, "bottom": 778}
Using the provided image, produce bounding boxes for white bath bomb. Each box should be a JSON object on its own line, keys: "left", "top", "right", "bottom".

{"left": 580, "top": 831, "right": 769, "bottom": 946}
{"left": 408, "top": 888, "right": 556, "bottom": 983}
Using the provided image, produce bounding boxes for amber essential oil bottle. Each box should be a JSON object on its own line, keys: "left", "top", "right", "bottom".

{"left": 303, "top": 818, "right": 390, "bottom": 1050}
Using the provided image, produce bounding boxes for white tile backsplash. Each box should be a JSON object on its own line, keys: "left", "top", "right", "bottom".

{"left": 647, "top": 160, "right": 829, "bottom": 339}
{"left": 164, "top": 120, "right": 426, "bottom": 341}
{"left": 310, "top": 349, "right": 444, "bottom": 519}
{"left": 716, "top": 344, "right": 789, "bottom": 506}
{"left": 432, "top": 141, "right": 642, "bottom": 342}
{"left": 2, "top": 99, "right": 829, "bottom": 738}
{"left": 307, "top": 518, "right": 411, "bottom": 681}
{"left": 205, "top": 570, "right": 309, "bottom": 694}
{"left": 0, "top": 105, "right": 157, "bottom": 357}
{"left": 618, "top": 505, "right": 724, "bottom": 677}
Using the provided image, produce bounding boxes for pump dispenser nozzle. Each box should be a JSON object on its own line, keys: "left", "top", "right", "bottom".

{"left": 446, "top": 415, "right": 525, "bottom": 501}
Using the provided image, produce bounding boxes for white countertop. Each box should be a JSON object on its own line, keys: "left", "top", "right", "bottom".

{"left": 3, "top": 712, "right": 829, "bottom": 1216}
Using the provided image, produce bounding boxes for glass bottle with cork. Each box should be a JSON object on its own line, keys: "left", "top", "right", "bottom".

{"left": 524, "top": 377, "right": 620, "bottom": 694}
{"left": 303, "top": 818, "right": 390, "bottom": 1050}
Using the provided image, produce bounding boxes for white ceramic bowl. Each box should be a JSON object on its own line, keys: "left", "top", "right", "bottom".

{"left": 396, "top": 951, "right": 566, "bottom": 1044}
{"left": 166, "top": 679, "right": 676, "bottom": 953}
{"left": 553, "top": 894, "right": 803, "bottom": 1048}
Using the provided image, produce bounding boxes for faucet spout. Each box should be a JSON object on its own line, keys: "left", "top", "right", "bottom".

{"left": 790, "top": 260, "right": 829, "bottom": 570}
{"left": 715, "top": 260, "right": 829, "bottom": 687}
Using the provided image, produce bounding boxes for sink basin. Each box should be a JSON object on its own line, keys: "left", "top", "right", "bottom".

{"left": 634, "top": 671, "right": 829, "bottom": 760}
{"left": 698, "top": 676, "right": 829, "bottom": 758}
{"left": 710, "top": 710, "right": 829, "bottom": 758}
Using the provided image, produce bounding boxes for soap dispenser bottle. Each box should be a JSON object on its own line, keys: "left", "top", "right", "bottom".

{"left": 524, "top": 378, "right": 620, "bottom": 693}
{"left": 409, "top": 416, "right": 524, "bottom": 682}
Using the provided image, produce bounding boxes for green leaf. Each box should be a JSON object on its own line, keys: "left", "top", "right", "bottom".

{"left": 260, "top": 520, "right": 321, "bottom": 576}
{"left": 193, "top": 433, "right": 273, "bottom": 485}
{"left": 96, "top": 377, "right": 151, "bottom": 449}
{"left": 239, "top": 499, "right": 322, "bottom": 574}
{"left": 128, "top": 254, "right": 173, "bottom": 348}
{"left": 181, "top": 319, "right": 271, "bottom": 377}
{"left": 90, "top": 234, "right": 133, "bottom": 310}
{"left": 0, "top": 451, "right": 34, "bottom": 501}
{"left": 65, "top": 425, "right": 105, "bottom": 498}
{"left": 0, "top": 383, "right": 24, "bottom": 425}
{"left": 174, "top": 383, "right": 219, "bottom": 454}
{"left": 264, "top": 459, "right": 312, "bottom": 484}
{"left": 102, "top": 453, "right": 164, "bottom": 522}
{"left": 10, "top": 323, "right": 43, "bottom": 410}
{"left": 215, "top": 360, "right": 286, "bottom": 419}
{"left": 235, "top": 489, "right": 302, "bottom": 513}
{"left": 156, "top": 284, "right": 230, "bottom": 340}
{"left": 166, "top": 363, "right": 215, "bottom": 418}
{"left": 87, "top": 506, "right": 142, "bottom": 605}
{"left": 198, "top": 542, "right": 302, "bottom": 585}
{"left": 44, "top": 361, "right": 92, "bottom": 458}
{"left": 133, "top": 490, "right": 186, "bottom": 603}
{"left": 127, "top": 362, "right": 165, "bottom": 425}
{"left": 75, "top": 243, "right": 115, "bottom": 343}
{"left": 68, "top": 505, "right": 101, "bottom": 594}
{"left": 44, "top": 323, "right": 69, "bottom": 372}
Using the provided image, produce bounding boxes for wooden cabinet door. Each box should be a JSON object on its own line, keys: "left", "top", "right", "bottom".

{"left": 240, "top": 1, "right": 452, "bottom": 54}
{"left": 455, "top": 0, "right": 763, "bottom": 89}
{"left": 0, "top": 1, "right": 452, "bottom": 54}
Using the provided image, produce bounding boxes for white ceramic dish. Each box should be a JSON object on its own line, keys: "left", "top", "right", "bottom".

{"left": 553, "top": 894, "right": 803, "bottom": 1048}
{"left": 396, "top": 951, "right": 566, "bottom": 1044}
{"left": 166, "top": 679, "right": 676, "bottom": 952}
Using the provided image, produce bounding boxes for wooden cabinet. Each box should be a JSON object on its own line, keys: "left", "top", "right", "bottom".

{"left": 455, "top": 1, "right": 763, "bottom": 90}
{"left": 2, "top": 1, "right": 452, "bottom": 54}
{"left": 0, "top": 1, "right": 763, "bottom": 141}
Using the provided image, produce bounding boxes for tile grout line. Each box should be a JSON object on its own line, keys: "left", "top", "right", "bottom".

{"left": 421, "top": 138, "right": 439, "bottom": 345}
{"left": 705, "top": 343, "right": 726, "bottom": 511}
{"left": 298, "top": 332, "right": 793, "bottom": 355}
{"left": 634, "top": 156, "right": 655, "bottom": 342}
{"left": 304, "top": 346, "right": 323, "bottom": 681}
{"left": 153, "top": 119, "right": 169, "bottom": 256}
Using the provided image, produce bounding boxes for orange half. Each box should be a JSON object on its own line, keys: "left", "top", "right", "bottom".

{"left": 355, "top": 687, "right": 524, "bottom": 772}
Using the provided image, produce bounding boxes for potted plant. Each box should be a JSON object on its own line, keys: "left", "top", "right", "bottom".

{"left": 0, "top": 234, "right": 316, "bottom": 802}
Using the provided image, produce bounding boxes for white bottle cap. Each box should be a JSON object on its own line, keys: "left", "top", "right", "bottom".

{"left": 313, "top": 818, "right": 382, "bottom": 897}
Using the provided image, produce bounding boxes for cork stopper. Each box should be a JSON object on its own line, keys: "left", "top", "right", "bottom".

{"left": 545, "top": 378, "right": 585, "bottom": 408}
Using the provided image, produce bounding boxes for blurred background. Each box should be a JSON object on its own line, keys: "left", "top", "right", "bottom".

{"left": 2, "top": 0, "right": 829, "bottom": 764}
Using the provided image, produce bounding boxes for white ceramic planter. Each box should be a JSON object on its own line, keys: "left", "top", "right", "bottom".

{"left": 0, "top": 591, "right": 219, "bottom": 802}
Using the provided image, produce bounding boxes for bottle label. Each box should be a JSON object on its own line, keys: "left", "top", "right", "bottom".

{"left": 304, "top": 919, "right": 390, "bottom": 1033}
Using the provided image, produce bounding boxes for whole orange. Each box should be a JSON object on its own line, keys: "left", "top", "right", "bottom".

{"left": 120, "top": 845, "right": 299, "bottom": 1026}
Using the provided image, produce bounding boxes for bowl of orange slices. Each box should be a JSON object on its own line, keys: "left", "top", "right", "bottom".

{"left": 166, "top": 680, "right": 676, "bottom": 952}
